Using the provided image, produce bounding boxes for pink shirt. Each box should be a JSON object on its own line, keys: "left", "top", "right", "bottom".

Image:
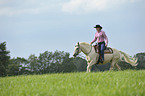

{"left": 91, "top": 30, "right": 108, "bottom": 45}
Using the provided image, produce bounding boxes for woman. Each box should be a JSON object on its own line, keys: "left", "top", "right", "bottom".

{"left": 90, "top": 25, "right": 108, "bottom": 63}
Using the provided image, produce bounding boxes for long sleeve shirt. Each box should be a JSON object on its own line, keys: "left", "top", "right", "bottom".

{"left": 91, "top": 30, "right": 108, "bottom": 45}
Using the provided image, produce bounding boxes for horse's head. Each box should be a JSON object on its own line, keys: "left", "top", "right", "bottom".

{"left": 73, "top": 42, "right": 81, "bottom": 57}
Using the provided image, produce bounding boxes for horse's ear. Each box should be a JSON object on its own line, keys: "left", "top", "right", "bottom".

{"left": 77, "top": 42, "right": 79, "bottom": 46}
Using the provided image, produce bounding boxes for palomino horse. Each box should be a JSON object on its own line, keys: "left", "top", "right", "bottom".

{"left": 73, "top": 42, "right": 138, "bottom": 72}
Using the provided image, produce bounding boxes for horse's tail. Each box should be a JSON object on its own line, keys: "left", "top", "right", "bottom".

{"left": 119, "top": 51, "right": 138, "bottom": 66}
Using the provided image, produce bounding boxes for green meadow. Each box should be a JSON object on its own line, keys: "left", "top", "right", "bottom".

{"left": 0, "top": 70, "right": 145, "bottom": 96}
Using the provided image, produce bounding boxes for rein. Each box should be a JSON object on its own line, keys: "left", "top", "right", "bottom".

{"left": 86, "top": 45, "right": 92, "bottom": 55}
{"left": 80, "top": 44, "right": 92, "bottom": 55}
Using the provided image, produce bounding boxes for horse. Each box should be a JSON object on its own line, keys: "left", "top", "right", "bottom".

{"left": 73, "top": 42, "right": 138, "bottom": 72}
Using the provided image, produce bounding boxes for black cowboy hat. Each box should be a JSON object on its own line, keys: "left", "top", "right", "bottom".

{"left": 94, "top": 25, "right": 102, "bottom": 29}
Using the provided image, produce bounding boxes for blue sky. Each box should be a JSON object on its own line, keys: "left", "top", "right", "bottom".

{"left": 0, "top": 0, "right": 145, "bottom": 58}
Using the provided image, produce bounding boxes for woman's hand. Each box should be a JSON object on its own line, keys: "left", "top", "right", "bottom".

{"left": 105, "top": 43, "right": 108, "bottom": 47}
{"left": 90, "top": 42, "right": 93, "bottom": 45}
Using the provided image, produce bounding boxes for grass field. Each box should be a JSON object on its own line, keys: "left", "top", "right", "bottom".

{"left": 0, "top": 70, "right": 145, "bottom": 96}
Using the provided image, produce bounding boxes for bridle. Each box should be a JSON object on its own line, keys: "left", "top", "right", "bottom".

{"left": 75, "top": 44, "right": 80, "bottom": 56}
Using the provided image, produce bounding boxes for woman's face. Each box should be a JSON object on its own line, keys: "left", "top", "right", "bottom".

{"left": 96, "top": 28, "right": 101, "bottom": 32}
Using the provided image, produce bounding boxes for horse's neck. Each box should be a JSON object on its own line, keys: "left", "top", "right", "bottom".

{"left": 80, "top": 44, "right": 91, "bottom": 55}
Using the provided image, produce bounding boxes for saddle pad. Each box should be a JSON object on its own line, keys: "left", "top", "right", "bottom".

{"left": 94, "top": 46, "right": 113, "bottom": 54}
{"left": 103, "top": 47, "right": 113, "bottom": 54}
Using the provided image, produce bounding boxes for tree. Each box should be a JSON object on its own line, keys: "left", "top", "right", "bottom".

{"left": 61, "top": 58, "right": 77, "bottom": 72}
{"left": 7, "top": 57, "right": 29, "bottom": 76}
{"left": 0, "top": 42, "right": 10, "bottom": 76}
{"left": 135, "top": 53, "right": 145, "bottom": 69}
{"left": 72, "top": 57, "right": 87, "bottom": 72}
{"left": 28, "top": 54, "right": 40, "bottom": 74}
{"left": 37, "top": 50, "right": 73, "bottom": 73}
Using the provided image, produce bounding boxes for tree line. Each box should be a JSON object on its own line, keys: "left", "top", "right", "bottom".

{"left": 0, "top": 42, "right": 145, "bottom": 77}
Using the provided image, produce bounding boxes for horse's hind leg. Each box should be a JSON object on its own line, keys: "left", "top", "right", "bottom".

{"left": 115, "top": 64, "right": 121, "bottom": 70}
{"left": 109, "top": 60, "right": 117, "bottom": 71}
{"left": 109, "top": 62, "right": 114, "bottom": 71}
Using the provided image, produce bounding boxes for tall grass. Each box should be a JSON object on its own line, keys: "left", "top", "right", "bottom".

{"left": 0, "top": 70, "right": 145, "bottom": 96}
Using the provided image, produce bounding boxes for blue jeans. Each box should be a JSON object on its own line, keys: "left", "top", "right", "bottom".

{"left": 98, "top": 42, "right": 105, "bottom": 61}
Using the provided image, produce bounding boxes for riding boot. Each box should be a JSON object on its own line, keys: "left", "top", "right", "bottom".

{"left": 100, "top": 55, "right": 104, "bottom": 63}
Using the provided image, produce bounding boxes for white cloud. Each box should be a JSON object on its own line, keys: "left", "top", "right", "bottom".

{"left": 0, "top": 0, "right": 139, "bottom": 16}
{"left": 0, "top": 6, "right": 49, "bottom": 16}
{"left": 61, "top": 0, "right": 138, "bottom": 14}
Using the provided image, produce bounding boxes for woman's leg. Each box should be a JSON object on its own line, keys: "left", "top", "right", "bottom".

{"left": 100, "top": 43, "right": 105, "bottom": 61}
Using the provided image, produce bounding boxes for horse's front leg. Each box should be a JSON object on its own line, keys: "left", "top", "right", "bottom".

{"left": 87, "top": 65, "right": 92, "bottom": 72}
{"left": 86, "top": 55, "right": 97, "bottom": 72}
{"left": 87, "top": 60, "right": 96, "bottom": 72}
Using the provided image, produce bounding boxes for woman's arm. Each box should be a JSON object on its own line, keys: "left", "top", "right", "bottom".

{"left": 90, "top": 33, "right": 97, "bottom": 44}
{"left": 103, "top": 32, "right": 108, "bottom": 46}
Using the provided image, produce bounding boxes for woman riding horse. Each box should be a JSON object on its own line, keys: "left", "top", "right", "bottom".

{"left": 73, "top": 25, "right": 137, "bottom": 72}
{"left": 90, "top": 25, "right": 108, "bottom": 63}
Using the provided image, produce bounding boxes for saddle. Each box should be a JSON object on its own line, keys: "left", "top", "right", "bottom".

{"left": 94, "top": 45, "right": 113, "bottom": 54}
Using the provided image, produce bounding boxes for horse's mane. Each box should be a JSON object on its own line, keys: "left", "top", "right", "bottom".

{"left": 80, "top": 42, "right": 90, "bottom": 45}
